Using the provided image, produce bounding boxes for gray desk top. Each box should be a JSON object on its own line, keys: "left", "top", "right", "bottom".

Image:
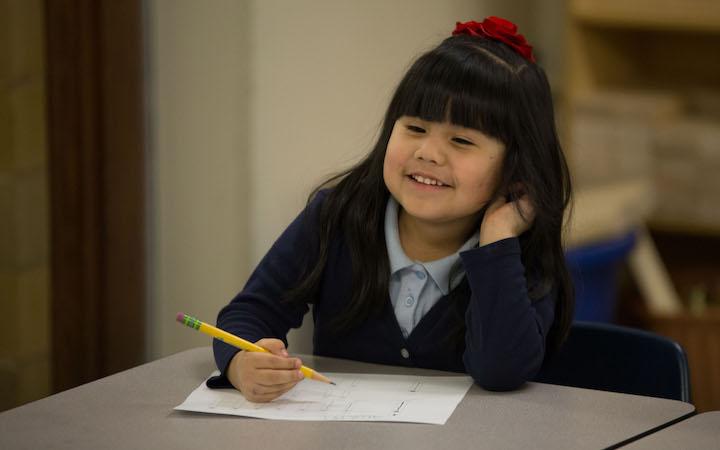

{"left": 622, "top": 411, "right": 720, "bottom": 449}
{"left": 0, "top": 347, "right": 695, "bottom": 449}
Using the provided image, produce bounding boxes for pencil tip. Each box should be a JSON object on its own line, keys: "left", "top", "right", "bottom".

{"left": 330, "top": 382, "right": 337, "bottom": 385}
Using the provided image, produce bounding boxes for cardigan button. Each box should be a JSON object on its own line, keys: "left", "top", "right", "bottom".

{"left": 404, "top": 295, "right": 415, "bottom": 307}
{"left": 400, "top": 348, "right": 410, "bottom": 359}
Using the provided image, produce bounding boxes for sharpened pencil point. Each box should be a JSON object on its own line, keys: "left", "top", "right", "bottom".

{"left": 330, "top": 382, "right": 337, "bottom": 385}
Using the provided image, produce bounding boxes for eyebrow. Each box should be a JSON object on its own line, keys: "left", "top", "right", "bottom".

{"left": 444, "top": 123, "right": 487, "bottom": 138}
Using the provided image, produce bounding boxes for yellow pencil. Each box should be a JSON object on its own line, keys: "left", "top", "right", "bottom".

{"left": 176, "top": 312, "right": 335, "bottom": 385}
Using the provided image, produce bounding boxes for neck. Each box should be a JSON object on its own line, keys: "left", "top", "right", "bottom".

{"left": 398, "top": 210, "right": 476, "bottom": 262}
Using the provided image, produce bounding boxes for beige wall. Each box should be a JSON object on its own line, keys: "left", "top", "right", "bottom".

{"left": 149, "top": 1, "right": 570, "bottom": 358}
{"left": 485, "top": 0, "right": 566, "bottom": 91}
{"left": 148, "top": 0, "right": 251, "bottom": 358}
{"left": 249, "top": 1, "right": 487, "bottom": 353}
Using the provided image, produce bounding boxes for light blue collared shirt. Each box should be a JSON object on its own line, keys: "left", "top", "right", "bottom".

{"left": 384, "top": 196, "right": 479, "bottom": 338}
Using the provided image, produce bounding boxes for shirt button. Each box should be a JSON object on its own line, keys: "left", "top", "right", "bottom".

{"left": 416, "top": 271, "right": 426, "bottom": 279}
{"left": 400, "top": 348, "right": 410, "bottom": 359}
{"left": 404, "top": 295, "right": 415, "bottom": 307}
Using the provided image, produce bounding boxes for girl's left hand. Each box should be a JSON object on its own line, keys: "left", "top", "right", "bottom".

{"left": 479, "top": 188, "right": 536, "bottom": 246}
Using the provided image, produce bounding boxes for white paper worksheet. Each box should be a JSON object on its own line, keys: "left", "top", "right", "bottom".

{"left": 175, "top": 371, "right": 473, "bottom": 425}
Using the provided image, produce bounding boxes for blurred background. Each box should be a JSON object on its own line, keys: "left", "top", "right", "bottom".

{"left": 1, "top": 0, "right": 718, "bottom": 412}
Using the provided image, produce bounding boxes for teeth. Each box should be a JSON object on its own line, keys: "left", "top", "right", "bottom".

{"left": 411, "top": 174, "right": 445, "bottom": 186}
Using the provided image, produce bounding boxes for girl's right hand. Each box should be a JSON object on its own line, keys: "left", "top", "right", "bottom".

{"left": 226, "top": 338, "right": 305, "bottom": 403}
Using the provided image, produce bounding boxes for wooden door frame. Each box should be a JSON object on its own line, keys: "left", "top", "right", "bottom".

{"left": 44, "top": 0, "right": 146, "bottom": 392}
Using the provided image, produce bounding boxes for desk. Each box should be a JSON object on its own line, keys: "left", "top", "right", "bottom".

{"left": 622, "top": 411, "right": 719, "bottom": 449}
{"left": 0, "top": 347, "right": 694, "bottom": 449}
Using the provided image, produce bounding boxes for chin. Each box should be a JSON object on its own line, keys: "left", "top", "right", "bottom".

{"left": 400, "top": 204, "right": 451, "bottom": 223}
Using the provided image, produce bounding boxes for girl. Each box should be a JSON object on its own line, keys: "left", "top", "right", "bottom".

{"left": 212, "top": 17, "right": 573, "bottom": 403}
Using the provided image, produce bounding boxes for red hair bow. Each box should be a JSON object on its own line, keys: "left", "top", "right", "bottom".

{"left": 452, "top": 17, "right": 536, "bottom": 63}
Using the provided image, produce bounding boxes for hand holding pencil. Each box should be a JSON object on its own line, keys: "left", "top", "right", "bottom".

{"left": 176, "top": 313, "right": 334, "bottom": 403}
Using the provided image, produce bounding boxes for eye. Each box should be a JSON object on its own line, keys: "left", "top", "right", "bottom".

{"left": 406, "top": 125, "right": 426, "bottom": 134}
{"left": 452, "top": 137, "right": 474, "bottom": 146}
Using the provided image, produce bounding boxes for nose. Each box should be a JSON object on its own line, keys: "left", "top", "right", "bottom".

{"left": 413, "top": 135, "right": 446, "bottom": 165}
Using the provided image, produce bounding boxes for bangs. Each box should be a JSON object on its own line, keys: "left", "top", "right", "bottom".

{"left": 389, "top": 41, "right": 516, "bottom": 143}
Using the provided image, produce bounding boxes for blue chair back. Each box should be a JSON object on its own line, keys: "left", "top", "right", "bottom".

{"left": 535, "top": 321, "right": 691, "bottom": 402}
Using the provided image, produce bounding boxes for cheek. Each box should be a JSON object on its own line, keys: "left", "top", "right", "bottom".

{"left": 460, "top": 158, "right": 503, "bottom": 199}
{"left": 480, "top": 162, "right": 502, "bottom": 189}
{"left": 487, "top": 156, "right": 505, "bottom": 189}
{"left": 383, "top": 143, "right": 404, "bottom": 175}
{"left": 382, "top": 158, "right": 391, "bottom": 186}
{"left": 382, "top": 147, "right": 399, "bottom": 187}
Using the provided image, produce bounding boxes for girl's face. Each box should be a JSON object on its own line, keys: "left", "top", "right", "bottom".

{"left": 383, "top": 116, "right": 505, "bottom": 232}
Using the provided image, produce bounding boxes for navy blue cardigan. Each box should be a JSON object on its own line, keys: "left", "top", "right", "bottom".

{"left": 213, "top": 191, "right": 556, "bottom": 391}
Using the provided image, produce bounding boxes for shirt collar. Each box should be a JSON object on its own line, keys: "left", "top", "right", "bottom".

{"left": 385, "top": 196, "right": 414, "bottom": 273}
{"left": 384, "top": 196, "right": 479, "bottom": 295}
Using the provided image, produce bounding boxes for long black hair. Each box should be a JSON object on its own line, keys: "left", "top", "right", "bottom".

{"left": 284, "top": 33, "right": 574, "bottom": 355}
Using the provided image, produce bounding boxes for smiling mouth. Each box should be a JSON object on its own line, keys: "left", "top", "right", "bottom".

{"left": 408, "top": 174, "right": 449, "bottom": 187}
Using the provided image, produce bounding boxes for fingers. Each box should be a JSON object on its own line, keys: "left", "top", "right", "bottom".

{"left": 244, "top": 383, "right": 297, "bottom": 403}
{"left": 485, "top": 194, "right": 507, "bottom": 215}
{"left": 226, "top": 338, "right": 306, "bottom": 403}
{"left": 255, "top": 378, "right": 303, "bottom": 392}
{"left": 515, "top": 194, "right": 536, "bottom": 224}
{"left": 256, "top": 338, "right": 289, "bottom": 357}
{"left": 498, "top": 181, "right": 534, "bottom": 222}
{"left": 255, "top": 367, "right": 304, "bottom": 384}
{"left": 241, "top": 368, "right": 303, "bottom": 403}
{"left": 480, "top": 190, "right": 536, "bottom": 245}
{"left": 252, "top": 354, "right": 302, "bottom": 370}
{"left": 248, "top": 378, "right": 301, "bottom": 396}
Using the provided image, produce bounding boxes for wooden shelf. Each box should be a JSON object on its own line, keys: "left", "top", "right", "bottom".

{"left": 571, "top": 0, "right": 720, "bottom": 32}
{"left": 567, "top": 3, "right": 720, "bottom": 410}
{"left": 565, "top": 0, "right": 720, "bottom": 237}
{"left": 647, "top": 307, "right": 720, "bottom": 411}
{"left": 649, "top": 220, "right": 720, "bottom": 238}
